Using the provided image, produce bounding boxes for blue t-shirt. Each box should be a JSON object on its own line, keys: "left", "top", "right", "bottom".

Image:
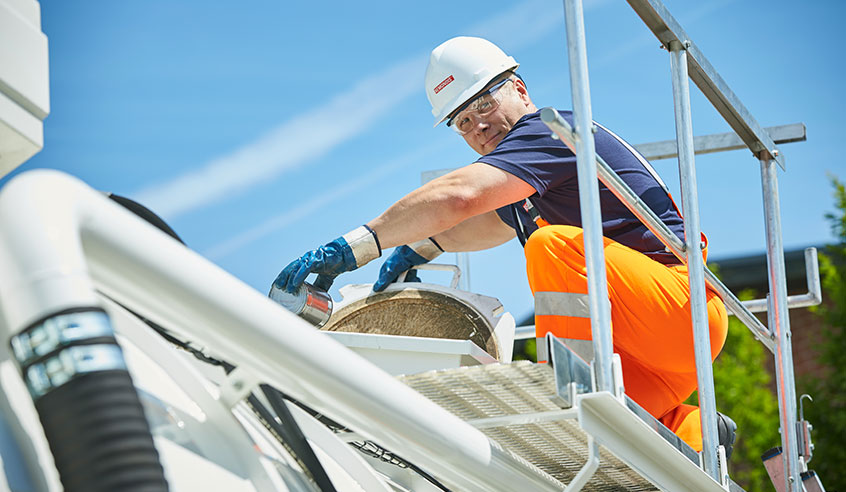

{"left": 477, "top": 110, "right": 686, "bottom": 265}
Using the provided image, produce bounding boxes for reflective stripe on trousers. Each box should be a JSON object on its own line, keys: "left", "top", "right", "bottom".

{"left": 534, "top": 291, "right": 590, "bottom": 362}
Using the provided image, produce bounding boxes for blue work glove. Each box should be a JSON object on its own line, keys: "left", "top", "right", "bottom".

{"left": 273, "top": 225, "right": 381, "bottom": 294}
{"left": 373, "top": 237, "right": 443, "bottom": 292}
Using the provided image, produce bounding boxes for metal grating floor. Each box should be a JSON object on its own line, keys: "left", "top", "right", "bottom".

{"left": 399, "top": 361, "right": 659, "bottom": 491}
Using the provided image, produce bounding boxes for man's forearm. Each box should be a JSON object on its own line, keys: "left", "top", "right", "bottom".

{"left": 366, "top": 179, "right": 481, "bottom": 249}
{"left": 366, "top": 163, "right": 535, "bottom": 250}
{"left": 433, "top": 210, "right": 516, "bottom": 251}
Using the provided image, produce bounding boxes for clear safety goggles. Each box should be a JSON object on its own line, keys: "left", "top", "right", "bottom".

{"left": 447, "top": 77, "right": 514, "bottom": 136}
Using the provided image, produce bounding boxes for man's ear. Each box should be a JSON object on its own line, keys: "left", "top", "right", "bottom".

{"left": 514, "top": 78, "right": 532, "bottom": 106}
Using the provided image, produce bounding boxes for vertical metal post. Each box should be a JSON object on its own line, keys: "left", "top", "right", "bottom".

{"left": 668, "top": 40, "right": 719, "bottom": 480}
{"left": 457, "top": 252, "right": 471, "bottom": 290}
{"left": 562, "top": 0, "right": 614, "bottom": 393}
{"left": 760, "top": 153, "right": 802, "bottom": 492}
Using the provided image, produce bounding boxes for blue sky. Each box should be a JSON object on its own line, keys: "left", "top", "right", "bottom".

{"left": 7, "top": 0, "right": 845, "bottom": 323}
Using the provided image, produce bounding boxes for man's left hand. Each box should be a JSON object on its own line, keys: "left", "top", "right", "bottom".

{"left": 373, "top": 237, "right": 443, "bottom": 291}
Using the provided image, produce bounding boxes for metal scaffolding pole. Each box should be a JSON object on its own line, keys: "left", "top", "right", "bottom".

{"left": 668, "top": 40, "right": 719, "bottom": 481}
{"left": 760, "top": 153, "right": 802, "bottom": 492}
{"left": 561, "top": 0, "right": 614, "bottom": 393}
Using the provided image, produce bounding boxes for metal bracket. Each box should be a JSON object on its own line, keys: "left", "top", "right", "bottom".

{"left": 797, "top": 394, "right": 815, "bottom": 463}
{"left": 564, "top": 435, "right": 600, "bottom": 492}
{"left": 219, "top": 366, "right": 260, "bottom": 408}
{"left": 611, "top": 353, "right": 625, "bottom": 401}
{"left": 547, "top": 334, "right": 593, "bottom": 408}
{"left": 718, "top": 445, "right": 730, "bottom": 490}
{"left": 742, "top": 248, "right": 823, "bottom": 314}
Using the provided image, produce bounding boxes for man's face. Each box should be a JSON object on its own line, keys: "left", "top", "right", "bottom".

{"left": 451, "top": 78, "right": 533, "bottom": 155}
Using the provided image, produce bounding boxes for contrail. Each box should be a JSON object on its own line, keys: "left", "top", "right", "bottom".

{"left": 130, "top": 0, "right": 570, "bottom": 220}
{"left": 203, "top": 138, "right": 453, "bottom": 260}
{"left": 131, "top": 56, "right": 422, "bottom": 218}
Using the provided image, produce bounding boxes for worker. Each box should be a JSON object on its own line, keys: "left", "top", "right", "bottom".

{"left": 273, "top": 36, "right": 735, "bottom": 456}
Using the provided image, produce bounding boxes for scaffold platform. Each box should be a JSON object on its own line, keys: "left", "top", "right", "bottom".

{"left": 399, "top": 341, "right": 744, "bottom": 492}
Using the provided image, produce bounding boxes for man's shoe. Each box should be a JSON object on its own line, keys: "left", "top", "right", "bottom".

{"left": 717, "top": 412, "right": 737, "bottom": 460}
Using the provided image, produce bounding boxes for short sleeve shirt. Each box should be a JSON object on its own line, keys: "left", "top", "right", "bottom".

{"left": 477, "top": 110, "right": 686, "bottom": 265}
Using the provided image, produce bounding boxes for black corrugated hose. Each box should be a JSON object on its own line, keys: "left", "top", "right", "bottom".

{"left": 10, "top": 308, "right": 168, "bottom": 492}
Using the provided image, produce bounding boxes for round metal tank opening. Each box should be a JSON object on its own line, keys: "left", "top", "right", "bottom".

{"left": 322, "top": 288, "right": 499, "bottom": 359}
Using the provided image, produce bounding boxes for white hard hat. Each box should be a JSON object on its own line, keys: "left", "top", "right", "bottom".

{"left": 425, "top": 36, "right": 519, "bottom": 127}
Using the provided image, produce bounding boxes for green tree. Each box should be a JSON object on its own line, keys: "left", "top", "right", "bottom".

{"left": 804, "top": 176, "right": 846, "bottom": 489}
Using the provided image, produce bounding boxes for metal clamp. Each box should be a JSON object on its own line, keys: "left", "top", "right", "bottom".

{"left": 11, "top": 310, "right": 113, "bottom": 368}
{"left": 24, "top": 344, "right": 127, "bottom": 399}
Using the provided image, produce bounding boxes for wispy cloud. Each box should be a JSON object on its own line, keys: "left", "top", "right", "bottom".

{"left": 131, "top": 55, "right": 423, "bottom": 219}
{"left": 130, "top": 0, "right": 570, "bottom": 221}
{"left": 203, "top": 139, "right": 452, "bottom": 260}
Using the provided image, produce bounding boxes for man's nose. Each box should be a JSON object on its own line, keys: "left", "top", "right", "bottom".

{"left": 473, "top": 119, "right": 489, "bottom": 134}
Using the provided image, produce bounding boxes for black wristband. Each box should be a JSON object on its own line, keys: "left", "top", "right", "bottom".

{"left": 428, "top": 236, "right": 444, "bottom": 252}
{"left": 363, "top": 224, "right": 382, "bottom": 255}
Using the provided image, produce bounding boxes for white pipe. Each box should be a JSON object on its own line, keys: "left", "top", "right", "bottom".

{"left": 0, "top": 170, "right": 561, "bottom": 492}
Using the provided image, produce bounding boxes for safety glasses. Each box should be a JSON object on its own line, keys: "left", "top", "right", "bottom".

{"left": 447, "top": 78, "right": 514, "bottom": 136}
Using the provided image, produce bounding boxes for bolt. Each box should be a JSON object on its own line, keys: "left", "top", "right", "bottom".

{"left": 789, "top": 477, "right": 795, "bottom": 483}
{"left": 233, "top": 380, "right": 244, "bottom": 391}
{"left": 551, "top": 133, "right": 560, "bottom": 140}
{"left": 773, "top": 149, "right": 780, "bottom": 157}
{"left": 591, "top": 124, "right": 598, "bottom": 134}
{"left": 684, "top": 40, "right": 691, "bottom": 49}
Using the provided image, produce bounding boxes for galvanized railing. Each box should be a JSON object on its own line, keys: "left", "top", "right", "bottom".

{"left": 545, "top": 0, "right": 817, "bottom": 488}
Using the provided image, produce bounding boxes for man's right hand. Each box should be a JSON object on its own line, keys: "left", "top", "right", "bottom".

{"left": 273, "top": 225, "right": 381, "bottom": 294}
{"left": 373, "top": 238, "right": 443, "bottom": 291}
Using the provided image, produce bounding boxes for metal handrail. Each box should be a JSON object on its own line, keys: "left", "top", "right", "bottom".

{"left": 625, "top": 0, "right": 785, "bottom": 170}
{"left": 635, "top": 123, "right": 806, "bottom": 161}
{"left": 555, "top": 0, "right": 814, "bottom": 486}
{"left": 540, "top": 108, "right": 775, "bottom": 352}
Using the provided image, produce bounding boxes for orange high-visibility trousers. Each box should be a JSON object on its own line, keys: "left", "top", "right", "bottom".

{"left": 526, "top": 225, "right": 728, "bottom": 451}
